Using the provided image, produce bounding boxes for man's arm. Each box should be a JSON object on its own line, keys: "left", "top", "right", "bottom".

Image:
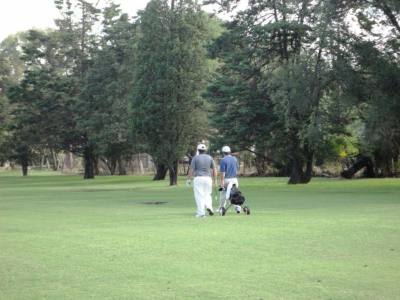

{"left": 188, "top": 157, "right": 195, "bottom": 180}
{"left": 210, "top": 158, "right": 217, "bottom": 186}
{"left": 219, "top": 159, "right": 226, "bottom": 187}
{"left": 187, "top": 168, "right": 193, "bottom": 180}
{"left": 212, "top": 164, "right": 218, "bottom": 186}
{"left": 220, "top": 171, "right": 225, "bottom": 187}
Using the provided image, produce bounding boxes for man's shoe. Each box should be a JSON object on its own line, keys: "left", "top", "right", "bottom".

{"left": 206, "top": 208, "right": 214, "bottom": 216}
{"left": 195, "top": 214, "right": 205, "bottom": 218}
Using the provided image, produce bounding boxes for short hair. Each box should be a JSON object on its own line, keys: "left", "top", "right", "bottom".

{"left": 198, "top": 149, "right": 206, "bottom": 154}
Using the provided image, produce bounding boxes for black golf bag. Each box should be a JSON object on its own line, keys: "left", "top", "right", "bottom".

{"left": 220, "top": 184, "right": 250, "bottom": 215}
{"left": 229, "top": 185, "right": 245, "bottom": 205}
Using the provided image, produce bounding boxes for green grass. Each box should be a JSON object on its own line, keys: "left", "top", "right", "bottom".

{"left": 1, "top": 173, "right": 400, "bottom": 299}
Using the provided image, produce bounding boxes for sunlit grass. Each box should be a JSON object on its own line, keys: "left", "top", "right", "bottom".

{"left": 1, "top": 173, "right": 399, "bottom": 299}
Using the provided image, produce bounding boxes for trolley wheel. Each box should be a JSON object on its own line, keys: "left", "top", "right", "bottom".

{"left": 243, "top": 206, "right": 250, "bottom": 215}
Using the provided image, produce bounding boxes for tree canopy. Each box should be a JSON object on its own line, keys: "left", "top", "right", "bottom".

{"left": 0, "top": 0, "right": 398, "bottom": 183}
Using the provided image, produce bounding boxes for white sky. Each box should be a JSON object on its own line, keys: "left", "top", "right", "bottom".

{"left": 0, "top": 0, "right": 151, "bottom": 41}
{"left": 0, "top": 0, "right": 247, "bottom": 42}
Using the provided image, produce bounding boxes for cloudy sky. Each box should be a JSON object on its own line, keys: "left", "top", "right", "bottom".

{"left": 0, "top": 0, "right": 151, "bottom": 41}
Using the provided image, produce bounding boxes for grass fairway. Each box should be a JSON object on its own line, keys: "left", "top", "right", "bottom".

{"left": 1, "top": 173, "right": 400, "bottom": 299}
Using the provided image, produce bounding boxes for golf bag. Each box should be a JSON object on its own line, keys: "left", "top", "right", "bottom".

{"left": 229, "top": 185, "right": 245, "bottom": 205}
{"left": 220, "top": 184, "right": 250, "bottom": 215}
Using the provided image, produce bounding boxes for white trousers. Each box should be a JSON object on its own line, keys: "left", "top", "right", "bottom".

{"left": 193, "top": 176, "right": 213, "bottom": 216}
{"left": 220, "top": 178, "right": 240, "bottom": 212}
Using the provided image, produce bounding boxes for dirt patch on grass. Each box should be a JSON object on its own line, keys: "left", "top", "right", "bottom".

{"left": 141, "top": 201, "right": 168, "bottom": 205}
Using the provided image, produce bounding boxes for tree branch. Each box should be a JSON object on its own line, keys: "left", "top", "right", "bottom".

{"left": 373, "top": 0, "right": 400, "bottom": 34}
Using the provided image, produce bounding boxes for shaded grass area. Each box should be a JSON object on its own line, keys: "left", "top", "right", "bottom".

{"left": 1, "top": 174, "right": 400, "bottom": 299}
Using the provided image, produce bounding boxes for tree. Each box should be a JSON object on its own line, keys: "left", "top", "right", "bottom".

{"left": 5, "top": 30, "right": 76, "bottom": 175}
{"left": 336, "top": 0, "right": 400, "bottom": 176}
{"left": 134, "top": 0, "right": 211, "bottom": 185}
{"left": 351, "top": 41, "right": 400, "bottom": 176}
{"left": 82, "top": 3, "right": 137, "bottom": 175}
{"left": 207, "top": 0, "right": 361, "bottom": 183}
{"left": 53, "top": 0, "right": 101, "bottom": 179}
{"left": 0, "top": 33, "right": 27, "bottom": 165}
{"left": 205, "top": 20, "right": 280, "bottom": 175}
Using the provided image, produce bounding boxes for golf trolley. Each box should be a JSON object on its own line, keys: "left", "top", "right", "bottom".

{"left": 219, "top": 184, "right": 250, "bottom": 216}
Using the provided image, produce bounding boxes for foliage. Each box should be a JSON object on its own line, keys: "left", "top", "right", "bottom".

{"left": 351, "top": 40, "right": 400, "bottom": 175}
{"left": 81, "top": 3, "right": 137, "bottom": 175}
{"left": 0, "top": 33, "right": 27, "bottom": 163}
{"left": 0, "top": 0, "right": 398, "bottom": 182}
{"left": 134, "top": 0, "right": 213, "bottom": 185}
{"left": 206, "top": 0, "right": 362, "bottom": 182}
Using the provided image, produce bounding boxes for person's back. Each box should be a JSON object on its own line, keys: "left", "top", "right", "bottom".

{"left": 187, "top": 144, "right": 216, "bottom": 217}
{"left": 219, "top": 146, "right": 241, "bottom": 214}
{"left": 220, "top": 155, "right": 238, "bottom": 178}
{"left": 191, "top": 153, "right": 214, "bottom": 177}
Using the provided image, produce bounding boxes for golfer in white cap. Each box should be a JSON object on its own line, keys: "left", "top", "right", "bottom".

{"left": 219, "top": 145, "right": 241, "bottom": 213}
{"left": 187, "top": 144, "right": 217, "bottom": 217}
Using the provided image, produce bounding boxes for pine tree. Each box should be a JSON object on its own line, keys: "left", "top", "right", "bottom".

{"left": 54, "top": 0, "right": 101, "bottom": 179}
{"left": 5, "top": 30, "right": 75, "bottom": 175}
{"left": 134, "top": 0, "right": 211, "bottom": 185}
{"left": 82, "top": 3, "right": 137, "bottom": 175}
{"left": 207, "top": 0, "right": 359, "bottom": 183}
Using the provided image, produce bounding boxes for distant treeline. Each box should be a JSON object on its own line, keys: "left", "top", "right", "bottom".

{"left": 0, "top": 0, "right": 399, "bottom": 184}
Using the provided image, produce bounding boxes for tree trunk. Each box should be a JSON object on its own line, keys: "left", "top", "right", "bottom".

{"left": 255, "top": 155, "right": 267, "bottom": 176}
{"left": 382, "top": 157, "right": 393, "bottom": 177}
{"left": 287, "top": 131, "right": 312, "bottom": 184}
{"left": 40, "top": 154, "right": 45, "bottom": 170}
{"left": 341, "top": 155, "right": 375, "bottom": 179}
{"left": 288, "top": 153, "right": 313, "bottom": 184}
{"left": 83, "top": 146, "right": 95, "bottom": 179}
{"left": 153, "top": 161, "right": 168, "bottom": 180}
{"left": 110, "top": 158, "right": 117, "bottom": 175}
{"left": 63, "top": 151, "right": 73, "bottom": 171}
{"left": 168, "top": 161, "right": 178, "bottom": 186}
{"left": 21, "top": 156, "right": 28, "bottom": 176}
{"left": 101, "top": 157, "right": 117, "bottom": 175}
{"left": 288, "top": 157, "right": 304, "bottom": 184}
{"left": 93, "top": 156, "right": 100, "bottom": 176}
{"left": 303, "top": 150, "right": 313, "bottom": 183}
{"left": 50, "top": 149, "right": 59, "bottom": 171}
{"left": 117, "top": 156, "right": 127, "bottom": 175}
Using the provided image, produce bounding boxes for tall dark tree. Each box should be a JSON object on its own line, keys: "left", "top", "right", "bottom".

{"left": 206, "top": 20, "right": 280, "bottom": 175}
{"left": 82, "top": 3, "right": 137, "bottom": 175}
{"left": 134, "top": 0, "right": 211, "bottom": 185}
{"left": 0, "top": 33, "right": 27, "bottom": 165}
{"left": 5, "top": 30, "right": 76, "bottom": 175}
{"left": 350, "top": 42, "right": 400, "bottom": 176}
{"left": 207, "top": 0, "right": 360, "bottom": 183}
{"left": 54, "top": 0, "right": 101, "bottom": 179}
{"left": 337, "top": 0, "right": 400, "bottom": 177}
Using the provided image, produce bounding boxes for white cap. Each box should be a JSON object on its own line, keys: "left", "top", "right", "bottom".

{"left": 197, "top": 144, "right": 207, "bottom": 151}
{"left": 222, "top": 145, "right": 231, "bottom": 153}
